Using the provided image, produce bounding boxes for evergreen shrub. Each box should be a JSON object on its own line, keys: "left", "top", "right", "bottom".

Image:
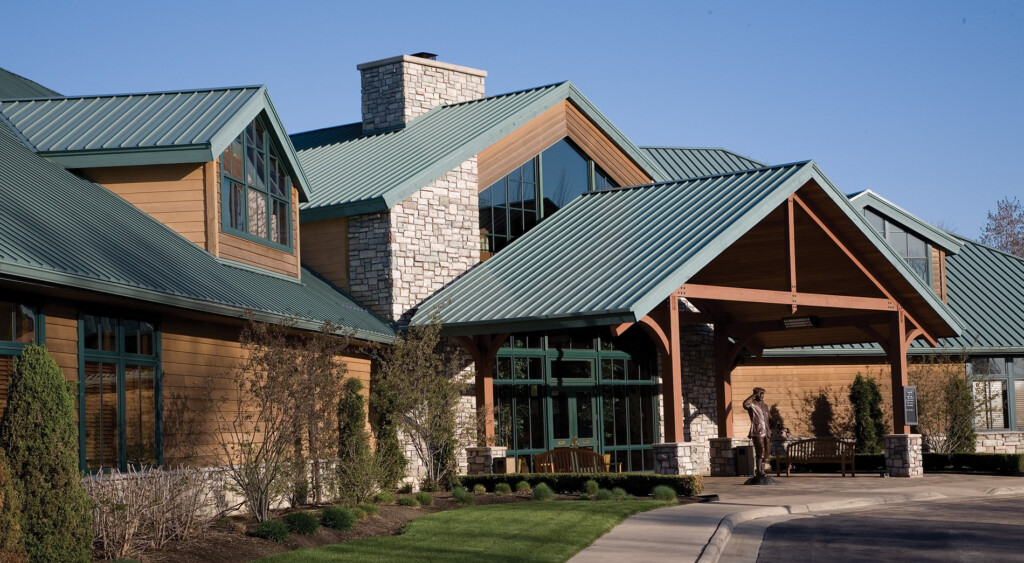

{"left": 0, "top": 345, "right": 91, "bottom": 562}
{"left": 352, "top": 507, "right": 367, "bottom": 519}
{"left": 0, "top": 450, "right": 22, "bottom": 561}
{"left": 584, "top": 480, "right": 600, "bottom": 496}
{"left": 594, "top": 489, "right": 613, "bottom": 501}
{"left": 252, "top": 521, "right": 289, "bottom": 543}
{"left": 357, "top": 503, "right": 379, "bottom": 516}
{"left": 611, "top": 487, "right": 627, "bottom": 500}
{"left": 515, "top": 480, "right": 531, "bottom": 492}
{"left": 414, "top": 492, "right": 434, "bottom": 506}
{"left": 373, "top": 491, "right": 395, "bottom": 504}
{"left": 320, "top": 506, "right": 356, "bottom": 531}
{"left": 651, "top": 485, "right": 677, "bottom": 501}
{"left": 849, "top": 374, "right": 886, "bottom": 454}
{"left": 461, "top": 473, "right": 704, "bottom": 497}
{"left": 282, "top": 512, "right": 319, "bottom": 535}
{"left": 532, "top": 483, "right": 555, "bottom": 501}
{"left": 494, "top": 483, "right": 512, "bottom": 496}
{"left": 397, "top": 496, "right": 420, "bottom": 507}
{"left": 472, "top": 484, "right": 486, "bottom": 495}
{"left": 451, "top": 486, "right": 474, "bottom": 505}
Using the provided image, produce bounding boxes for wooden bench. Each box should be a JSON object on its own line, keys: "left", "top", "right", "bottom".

{"left": 776, "top": 437, "right": 856, "bottom": 477}
{"left": 533, "top": 448, "right": 617, "bottom": 473}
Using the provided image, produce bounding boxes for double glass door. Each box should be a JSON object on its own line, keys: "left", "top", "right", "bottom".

{"left": 548, "top": 358, "right": 596, "bottom": 449}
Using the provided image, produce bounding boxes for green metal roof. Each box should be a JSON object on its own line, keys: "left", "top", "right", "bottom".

{"left": 641, "top": 146, "right": 765, "bottom": 179}
{"left": 410, "top": 162, "right": 963, "bottom": 337}
{"left": 0, "top": 86, "right": 311, "bottom": 201}
{"left": 0, "top": 67, "right": 60, "bottom": 100}
{"left": 848, "top": 190, "right": 963, "bottom": 254}
{"left": 295, "top": 82, "right": 667, "bottom": 220}
{"left": 0, "top": 123, "right": 393, "bottom": 343}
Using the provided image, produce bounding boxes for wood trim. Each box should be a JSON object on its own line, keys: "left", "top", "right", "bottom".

{"left": 787, "top": 195, "right": 797, "bottom": 313}
{"left": 204, "top": 159, "right": 219, "bottom": 255}
{"left": 292, "top": 187, "right": 301, "bottom": 278}
{"left": 677, "top": 284, "right": 896, "bottom": 311}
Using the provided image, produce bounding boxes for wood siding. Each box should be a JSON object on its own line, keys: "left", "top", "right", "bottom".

{"left": 932, "top": 247, "right": 947, "bottom": 302}
{"left": 477, "top": 100, "right": 652, "bottom": 190}
{"left": 44, "top": 301, "right": 79, "bottom": 383}
{"left": 300, "top": 217, "right": 350, "bottom": 291}
{"left": 85, "top": 164, "right": 208, "bottom": 247}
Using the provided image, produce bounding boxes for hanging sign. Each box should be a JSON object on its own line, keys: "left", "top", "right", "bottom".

{"left": 903, "top": 386, "right": 918, "bottom": 426}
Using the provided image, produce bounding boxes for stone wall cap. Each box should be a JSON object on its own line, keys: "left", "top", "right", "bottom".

{"left": 357, "top": 55, "right": 488, "bottom": 77}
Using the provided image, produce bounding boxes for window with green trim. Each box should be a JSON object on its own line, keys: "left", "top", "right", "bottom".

{"left": 221, "top": 117, "right": 292, "bottom": 247}
{"left": 479, "top": 139, "right": 618, "bottom": 254}
{"left": 80, "top": 315, "right": 160, "bottom": 471}
{"left": 863, "top": 209, "right": 931, "bottom": 283}
{"left": 970, "top": 357, "right": 1024, "bottom": 431}
{"left": 0, "top": 301, "right": 38, "bottom": 413}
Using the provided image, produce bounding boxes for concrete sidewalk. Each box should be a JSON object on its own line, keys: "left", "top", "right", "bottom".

{"left": 570, "top": 473, "right": 1024, "bottom": 563}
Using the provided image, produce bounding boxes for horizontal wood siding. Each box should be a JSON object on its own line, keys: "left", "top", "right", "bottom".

{"left": 300, "top": 218, "right": 350, "bottom": 290}
{"left": 564, "top": 101, "right": 651, "bottom": 187}
{"left": 85, "top": 164, "right": 208, "bottom": 247}
{"left": 932, "top": 247, "right": 947, "bottom": 302}
{"left": 44, "top": 301, "right": 79, "bottom": 383}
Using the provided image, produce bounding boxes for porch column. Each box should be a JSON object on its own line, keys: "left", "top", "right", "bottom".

{"left": 664, "top": 297, "right": 684, "bottom": 442}
{"left": 888, "top": 310, "right": 910, "bottom": 434}
{"left": 713, "top": 327, "right": 733, "bottom": 438}
{"left": 456, "top": 334, "right": 507, "bottom": 444}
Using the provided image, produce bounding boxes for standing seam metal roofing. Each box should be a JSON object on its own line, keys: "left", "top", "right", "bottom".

{"left": 0, "top": 123, "right": 393, "bottom": 342}
{"left": 295, "top": 82, "right": 667, "bottom": 219}
{"left": 641, "top": 147, "right": 765, "bottom": 180}
{"left": 0, "top": 67, "right": 60, "bottom": 100}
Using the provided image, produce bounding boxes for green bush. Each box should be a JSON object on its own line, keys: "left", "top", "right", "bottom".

{"left": 651, "top": 485, "right": 677, "bottom": 501}
{"left": 461, "top": 473, "right": 704, "bottom": 497}
{"left": 252, "top": 521, "right": 289, "bottom": 543}
{"left": 398, "top": 483, "right": 414, "bottom": 494}
{"left": 0, "top": 345, "right": 91, "bottom": 562}
{"left": 282, "top": 512, "right": 320, "bottom": 535}
{"left": 357, "top": 503, "right": 379, "bottom": 516}
{"left": 584, "top": 480, "right": 600, "bottom": 496}
{"left": 397, "top": 496, "right": 420, "bottom": 507}
{"left": 451, "top": 486, "right": 475, "bottom": 505}
{"left": 850, "top": 374, "right": 886, "bottom": 454}
{"left": 352, "top": 507, "right": 367, "bottom": 519}
{"left": 611, "top": 487, "right": 627, "bottom": 500}
{"left": 533, "top": 483, "right": 555, "bottom": 501}
{"left": 415, "top": 491, "right": 434, "bottom": 506}
{"left": 0, "top": 450, "right": 22, "bottom": 561}
{"left": 594, "top": 489, "right": 613, "bottom": 501}
{"left": 373, "top": 490, "right": 395, "bottom": 504}
{"left": 370, "top": 375, "right": 408, "bottom": 491}
{"left": 320, "top": 506, "right": 356, "bottom": 531}
{"left": 473, "top": 484, "right": 487, "bottom": 495}
{"left": 924, "top": 452, "right": 1024, "bottom": 474}
{"left": 494, "top": 482, "right": 512, "bottom": 496}
{"left": 944, "top": 375, "right": 977, "bottom": 454}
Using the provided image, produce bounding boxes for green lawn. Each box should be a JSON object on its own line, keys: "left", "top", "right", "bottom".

{"left": 258, "top": 500, "right": 671, "bottom": 562}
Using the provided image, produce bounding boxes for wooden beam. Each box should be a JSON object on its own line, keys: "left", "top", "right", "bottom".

{"left": 787, "top": 194, "right": 797, "bottom": 313}
{"left": 454, "top": 334, "right": 507, "bottom": 444}
{"left": 856, "top": 323, "right": 891, "bottom": 356}
{"left": 665, "top": 297, "right": 684, "bottom": 442}
{"left": 637, "top": 312, "right": 671, "bottom": 358}
{"left": 889, "top": 311, "right": 911, "bottom": 434}
{"left": 609, "top": 322, "right": 633, "bottom": 338}
{"left": 678, "top": 284, "right": 896, "bottom": 311}
{"left": 714, "top": 326, "right": 734, "bottom": 438}
{"left": 721, "top": 312, "right": 892, "bottom": 337}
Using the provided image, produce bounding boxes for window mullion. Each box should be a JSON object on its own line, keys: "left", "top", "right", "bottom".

{"left": 117, "top": 321, "right": 127, "bottom": 471}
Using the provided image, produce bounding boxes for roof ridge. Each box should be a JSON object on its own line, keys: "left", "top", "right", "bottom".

{"left": 0, "top": 84, "right": 264, "bottom": 103}
{"left": 642, "top": 145, "right": 764, "bottom": 162}
{"left": 583, "top": 160, "right": 811, "bottom": 195}
{"left": 438, "top": 81, "right": 567, "bottom": 109}
{"left": 291, "top": 121, "right": 361, "bottom": 138}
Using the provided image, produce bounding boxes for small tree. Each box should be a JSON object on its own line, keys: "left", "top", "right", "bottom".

{"left": 0, "top": 345, "right": 91, "bottom": 562}
{"left": 910, "top": 355, "right": 978, "bottom": 454}
{"left": 335, "top": 378, "right": 377, "bottom": 502}
{"left": 979, "top": 197, "right": 1024, "bottom": 258}
{"left": 849, "top": 374, "right": 886, "bottom": 454}
{"left": 369, "top": 377, "right": 407, "bottom": 491}
{"left": 0, "top": 450, "right": 23, "bottom": 562}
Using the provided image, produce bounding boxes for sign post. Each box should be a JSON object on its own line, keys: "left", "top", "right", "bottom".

{"left": 903, "top": 386, "right": 918, "bottom": 427}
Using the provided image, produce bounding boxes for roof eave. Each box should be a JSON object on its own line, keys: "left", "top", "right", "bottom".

{"left": 40, "top": 145, "right": 214, "bottom": 168}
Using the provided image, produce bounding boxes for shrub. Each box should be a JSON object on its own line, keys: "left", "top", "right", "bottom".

{"left": 337, "top": 379, "right": 383, "bottom": 504}
{"left": 850, "top": 374, "right": 886, "bottom": 454}
{"left": 0, "top": 450, "right": 22, "bottom": 562}
{"left": 611, "top": 487, "right": 627, "bottom": 500}
{"left": 451, "top": 486, "right": 475, "bottom": 505}
{"left": 594, "top": 489, "right": 613, "bottom": 501}
{"left": 473, "top": 484, "right": 487, "bottom": 495}
{"left": 374, "top": 491, "right": 395, "bottom": 504}
{"left": 533, "top": 483, "right": 555, "bottom": 501}
{"left": 320, "top": 506, "right": 356, "bottom": 531}
{"left": 283, "top": 512, "right": 320, "bottom": 535}
{"left": 352, "top": 507, "right": 367, "bottom": 519}
{"left": 943, "top": 375, "right": 977, "bottom": 454}
{"left": 461, "top": 473, "right": 703, "bottom": 497}
{"left": 0, "top": 345, "right": 91, "bottom": 562}
{"left": 924, "top": 452, "right": 1024, "bottom": 474}
{"left": 415, "top": 492, "right": 434, "bottom": 506}
{"left": 252, "top": 521, "right": 289, "bottom": 543}
{"left": 397, "top": 496, "right": 420, "bottom": 507}
{"left": 651, "top": 485, "right": 677, "bottom": 501}
{"left": 494, "top": 483, "right": 512, "bottom": 496}
{"left": 357, "top": 503, "right": 379, "bottom": 516}
{"left": 398, "top": 483, "right": 414, "bottom": 494}
{"left": 584, "top": 480, "right": 600, "bottom": 496}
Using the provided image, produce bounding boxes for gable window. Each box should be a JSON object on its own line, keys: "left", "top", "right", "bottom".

{"left": 80, "top": 314, "right": 160, "bottom": 471}
{"left": 863, "top": 209, "right": 930, "bottom": 284}
{"left": 480, "top": 139, "right": 618, "bottom": 254}
{"left": 221, "top": 117, "right": 292, "bottom": 247}
{"left": 0, "top": 301, "right": 38, "bottom": 414}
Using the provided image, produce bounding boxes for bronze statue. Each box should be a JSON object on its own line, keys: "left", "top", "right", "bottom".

{"left": 743, "top": 387, "right": 771, "bottom": 477}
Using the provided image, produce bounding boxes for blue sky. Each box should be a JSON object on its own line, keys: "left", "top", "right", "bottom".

{"left": 4, "top": 1, "right": 1021, "bottom": 238}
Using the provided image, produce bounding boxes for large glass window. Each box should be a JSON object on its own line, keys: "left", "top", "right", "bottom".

{"left": 221, "top": 117, "right": 291, "bottom": 247}
{"left": 0, "top": 301, "right": 38, "bottom": 414}
{"left": 81, "top": 315, "right": 159, "bottom": 471}
{"left": 480, "top": 139, "right": 618, "bottom": 255}
{"left": 970, "top": 357, "right": 1024, "bottom": 431}
{"left": 863, "top": 209, "right": 930, "bottom": 283}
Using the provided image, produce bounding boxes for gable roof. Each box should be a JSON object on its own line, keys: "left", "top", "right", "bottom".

{"left": 0, "top": 67, "right": 60, "bottom": 100}
{"left": 641, "top": 146, "right": 765, "bottom": 180}
{"left": 295, "top": 81, "right": 667, "bottom": 220}
{"left": 411, "top": 161, "right": 962, "bottom": 339}
{"left": 0, "top": 123, "right": 393, "bottom": 343}
{"left": 848, "top": 190, "right": 963, "bottom": 254}
{"left": 0, "top": 86, "right": 311, "bottom": 201}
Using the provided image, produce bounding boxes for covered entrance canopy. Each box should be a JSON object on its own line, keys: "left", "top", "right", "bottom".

{"left": 412, "top": 161, "right": 962, "bottom": 446}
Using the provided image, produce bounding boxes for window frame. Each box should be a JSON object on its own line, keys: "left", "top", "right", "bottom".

{"left": 968, "top": 356, "right": 1024, "bottom": 432}
{"left": 0, "top": 298, "right": 44, "bottom": 355}
{"left": 77, "top": 312, "right": 162, "bottom": 473}
{"left": 863, "top": 209, "right": 932, "bottom": 286}
{"left": 220, "top": 115, "right": 293, "bottom": 251}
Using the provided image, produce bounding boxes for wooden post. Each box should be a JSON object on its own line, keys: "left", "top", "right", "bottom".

{"left": 663, "top": 297, "right": 684, "bottom": 442}
{"left": 476, "top": 346, "right": 495, "bottom": 443}
{"left": 888, "top": 310, "right": 910, "bottom": 434}
{"left": 714, "top": 326, "right": 734, "bottom": 438}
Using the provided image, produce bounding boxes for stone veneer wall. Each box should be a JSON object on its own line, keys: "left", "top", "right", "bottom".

{"left": 359, "top": 55, "right": 486, "bottom": 135}
{"left": 975, "top": 431, "right": 1024, "bottom": 454}
{"left": 347, "top": 212, "right": 392, "bottom": 318}
{"left": 681, "top": 323, "right": 717, "bottom": 474}
{"left": 884, "top": 434, "right": 924, "bottom": 477}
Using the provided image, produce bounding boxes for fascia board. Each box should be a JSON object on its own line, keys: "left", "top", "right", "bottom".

{"left": 41, "top": 145, "right": 214, "bottom": 168}
{"left": 300, "top": 197, "right": 390, "bottom": 221}
{"left": 425, "top": 311, "right": 638, "bottom": 336}
{"left": 848, "top": 191, "right": 963, "bottom": 254}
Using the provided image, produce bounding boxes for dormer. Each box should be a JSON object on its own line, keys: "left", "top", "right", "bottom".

{"left": 0, "top": 87, "right": 311, "bottom": 278}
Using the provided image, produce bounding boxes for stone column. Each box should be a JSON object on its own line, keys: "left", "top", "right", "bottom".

{"left": 710, "top": 437, "right": 752, "bottom": 476}
{"left": 466, "top": 446, "right": 507, "bottom": 475}
{"left": 884, "top": 434, "right": 923, "bottom": 477}
{"left": 653, "top": 442, "right": 707, "bottom": 476}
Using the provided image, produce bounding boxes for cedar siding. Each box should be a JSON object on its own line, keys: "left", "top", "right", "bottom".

{"left": 300, "top": 217, "right": 350, "bottom": 291}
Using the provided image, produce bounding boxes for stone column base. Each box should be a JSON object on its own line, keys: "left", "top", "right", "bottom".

{"left": 466, "top": 446, "right": 507, "bottom": 475}
{"left": 653, "top": 442, "right": 707, "bottom": 476}
{"left": 710, "top": 437, "right": 752, "bottom": 476}
{"left": 884, "top": 434, "right": 923, "bottom": 477}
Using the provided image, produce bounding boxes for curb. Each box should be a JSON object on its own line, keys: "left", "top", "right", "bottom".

{"left": 695, "top": 492, "right": 944, "bottom": 563}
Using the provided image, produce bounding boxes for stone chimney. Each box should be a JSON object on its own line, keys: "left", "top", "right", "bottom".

{"left": 358, "top": 52, "right": 486, "bottom": 135}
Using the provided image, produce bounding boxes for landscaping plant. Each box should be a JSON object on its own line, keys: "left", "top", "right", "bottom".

{"left": 320, "top": 506, "right": 356, "bottom": 531}
{"left": 252, "top": 521, "right": 289, "bottom": 543}
{"left": 594, "top": 489, "right": 613, "bottom": 501}
{"left": 516, "top": 481, "right": 531, "bottom": 492}
{"left": 374, "top": 491, "right": 395, "bottom": 504}
{"left": 850, "top": 374, "right": 886, "bottom": 454}
{"left": 611, "top": 487, "right": 627, "bottom": 500}
{"left": 532, "top": 483, "right": 555, "bottom": 501}
{"left": 651, "top": 485, "right": 677, "bottom": 501}
{"left": 473, "top": 484, "right": 487, "bottom": 495}
{"left": 451, "top": 486, "right": 475, "bottom": 505}
{"left": 0, "top": 450, "right": 23, "bottom": 562}
{"left": 352, "top": 507, "right": 367, "bottom": 519}
{"left": 911, "top": 355, "right": 979, "bottom": 454}
{"left": 283, "top": 512, "right": 320, "bottom": 535}
{"left": 369, "top": 374, "right": 408, "bottom": 492}
{"left": 494, "top": 483, "right": 512, "bottom": 496}
{"left": 337, "top": 378, "right": 388, "bottom": 504}
{"left": 397, "top": 496, "right": 420, "bottom": 508}
{"left": 357, "top": 503, "right": 379, "bottom": 516}
{"left": 415, "top": 491, "right": 434, "bottom": 506}
{"left": 461, "top": 473, "right": 703, "bottom": 497}
{"left": 0, "top": 345, "right": 91, "bottom": 562}
{"left": 584, "top": 480, "right": 600, "bottom": 496}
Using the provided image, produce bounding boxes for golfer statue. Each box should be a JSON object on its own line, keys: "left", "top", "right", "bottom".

{"left": 743, "top": 387, "right": 771, "bottom": 477}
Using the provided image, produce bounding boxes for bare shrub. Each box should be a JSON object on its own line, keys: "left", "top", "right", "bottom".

{"left": 911, "top": 353, "right": 982, "bottom": 453}
{"left": 86, "top": 466, "right": 220, "bottom": 560}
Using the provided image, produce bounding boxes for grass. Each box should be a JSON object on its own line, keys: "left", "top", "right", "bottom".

{"left": 258, "top": 500, "right": 670, "bottom": 562}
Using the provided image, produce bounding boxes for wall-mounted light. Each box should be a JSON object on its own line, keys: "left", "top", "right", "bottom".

{"left": 783, "top": 316, "right": 818, "bottom": 329}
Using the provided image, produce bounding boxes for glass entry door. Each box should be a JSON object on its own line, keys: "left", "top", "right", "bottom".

{"left": 549, "top": 388, "right": 596, "bottom": 449}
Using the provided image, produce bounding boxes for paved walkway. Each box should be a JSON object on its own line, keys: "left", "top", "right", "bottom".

{"left": 570, "top": 473, "right": 1024, "bottom": 563}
